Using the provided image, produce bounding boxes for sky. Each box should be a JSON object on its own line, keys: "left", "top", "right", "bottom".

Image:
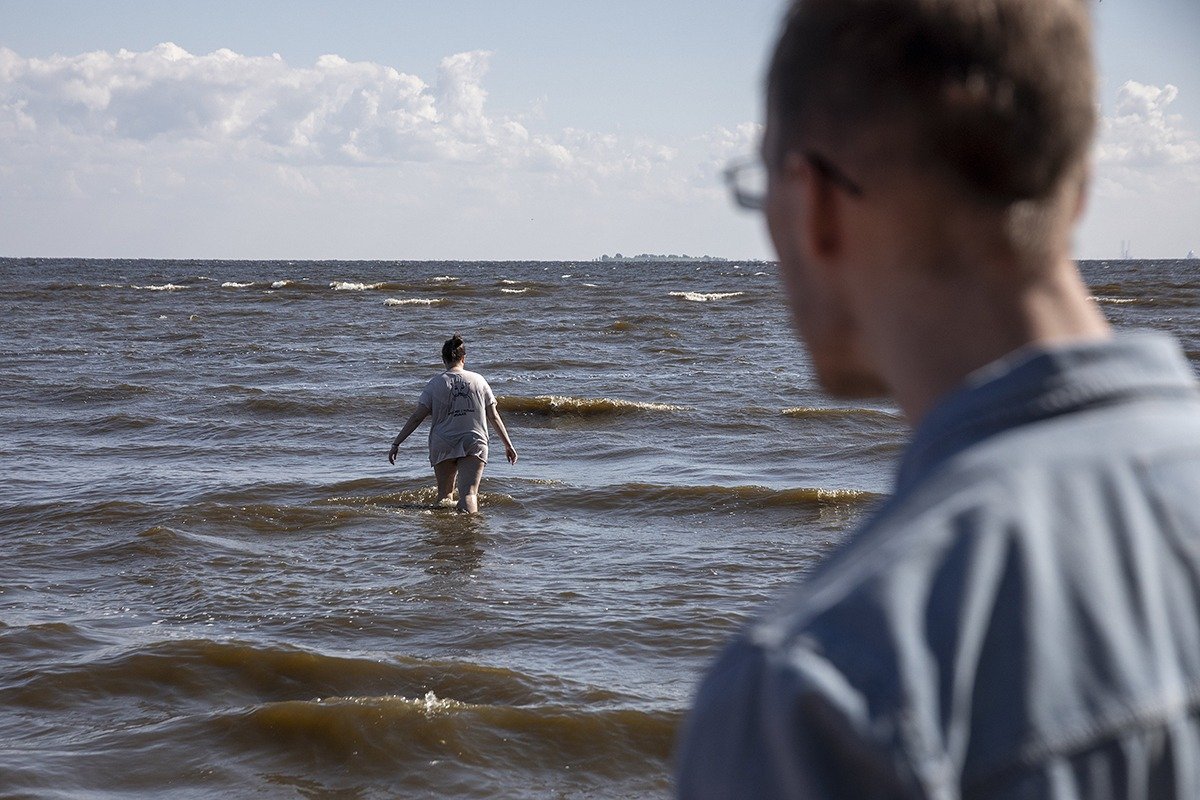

{"left": 0, "top": 0, "right": 1196, "bottom": 261}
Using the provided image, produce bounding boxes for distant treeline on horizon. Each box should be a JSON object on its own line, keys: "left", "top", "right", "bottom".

{"left": 595, "top": 253, "right": 736, "bottom": 263}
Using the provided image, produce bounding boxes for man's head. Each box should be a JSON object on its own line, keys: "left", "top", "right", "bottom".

{"left": 767, "top": 0, "right": 1095, "bottom": 205}
{"left": 762, "top": 0, "right": 1098, "bottom": 401}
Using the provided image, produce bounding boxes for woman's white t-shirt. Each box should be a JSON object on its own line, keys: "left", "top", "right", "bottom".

{"left": 417, "top": 369, "right": 497, "bottom": 466}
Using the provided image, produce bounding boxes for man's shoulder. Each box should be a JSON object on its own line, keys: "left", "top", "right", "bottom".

{"left": 756, "top": 404, "right": 1200, "bottom": 652}
{"left": 734, "top": 401, "right": 1200, "bottom": 774}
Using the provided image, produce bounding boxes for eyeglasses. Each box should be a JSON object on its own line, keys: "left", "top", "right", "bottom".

{"left": 723, "top": 151, "right": 865, "bottom": 211}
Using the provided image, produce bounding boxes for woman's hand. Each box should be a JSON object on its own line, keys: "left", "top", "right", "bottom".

{"left": 505, "top": 444, "right": 518, "bottom": 465}
{"left": 388, "top": 405, "right": 430, "bottom": 465}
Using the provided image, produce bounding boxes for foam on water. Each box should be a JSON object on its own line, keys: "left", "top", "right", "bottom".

{"left": 384, "top": 297, "right": 443, "bottom": 306}
{"left": 782, "top": 406, "right": 902, "bottom": 421}
{"left": 221, "top": 282, "right": 254, "bottom": 289}
{"left": 330, "top": 281, "right": 383, "bottom": 291}
{"left": 131, "top": 283, "right": 187, "bottom": 291}
{"left": 498, "top": 394, "right": 687, "bottom": 416}
{"left": 669, "top": 291, "right": 745, "bottom": 302}
{"left": 432, "top": 276, "right": 458, "bottom": 282}
{"left": 271, "top": 280, "right": 293, "bottom": 288}
{"left": 500, "top": 288, "right": 528, "bottom": 294}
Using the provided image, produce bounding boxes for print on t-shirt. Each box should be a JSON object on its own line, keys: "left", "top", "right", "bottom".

{"left": 448, "top": 375, "right": 476, "bottom": 417}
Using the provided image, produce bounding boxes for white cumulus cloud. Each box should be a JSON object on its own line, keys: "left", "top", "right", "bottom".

{"left": 0, "top": 43, "right": 768, "bottom": 259}
{"left": 1096, "top": 81, "right": 1200, "bottom": 174}
{"left": 1082, "top": 81, "right": 1200, "bottom": 258}
{"left": 0, "top": 43, "right": 741, "bottom": 184}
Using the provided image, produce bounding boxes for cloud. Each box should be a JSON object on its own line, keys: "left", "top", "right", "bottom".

{"left": 0, "top": 43, "right": 737, "bottom": 186}
{"left": 1081, "top": 81, "right": 1200, "bottom": 258}
{"left": 1095, "top": 81, "right": 1200, "bottom": 175}
{"left": 0, "top": 43, "right": 770, "bottom": 258}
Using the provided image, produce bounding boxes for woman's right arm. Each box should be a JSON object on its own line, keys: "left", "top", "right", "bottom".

{"left": 388, "top": 404, "right": 431, "bottom": 464}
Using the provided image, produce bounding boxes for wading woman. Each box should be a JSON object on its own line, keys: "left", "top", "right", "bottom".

{"left": 388, "top": 334, "right": 518, "bottom": 513}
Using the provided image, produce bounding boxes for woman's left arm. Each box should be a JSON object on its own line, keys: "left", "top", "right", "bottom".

{"left": 388, "top": 404, "right": 431, "bottom": 464}
{"left": 487, "top": 404, "right": 518, "bottom": 465}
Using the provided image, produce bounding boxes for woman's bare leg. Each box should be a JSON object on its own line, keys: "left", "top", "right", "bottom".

{"left": 433, "top": 459, "right": 458, "bottom": 505}
{"left": 455, "top": 456, "right": 486, "bottom": 514}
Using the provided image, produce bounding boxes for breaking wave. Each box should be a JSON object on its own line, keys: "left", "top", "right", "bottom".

{"left": 668, "top": 291, "right": 745, "bottom": 302}
{"left": 497, "top": 395, "right": 687, "bottom": 417}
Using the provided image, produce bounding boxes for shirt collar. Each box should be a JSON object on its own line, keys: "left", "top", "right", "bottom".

{"left": 896, "top": 331, "right": 1200, "bottom": 493}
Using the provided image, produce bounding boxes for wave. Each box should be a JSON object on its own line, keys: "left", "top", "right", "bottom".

{"left": 220, "top": 281, "right": 254, "bottom": 289}
{"left": 668, "top": 291, "right": 745, "bottom": 302}
{"left": 539, "top": 482, "right": 877, "bottom": 514}
{"left": 131, "top": 283, "right": 187, "bottom": 291}
{"left": 497, "top": 395, "right": 687, "bottom": 416}
{"left": 319, "top": 486, "right": 520, "bottom": 512}
{"left": 3, "top": 638, "right": 627, "bottom": 713}
{"left": 233, "top": 390, "right": 396, "bottom": 418}
{"left": 330, "top": 281, "right": 384, "bottom": 291}
{"left": 74, "top": 411, "right": 159, "bottom": 435}
{"left": 0, "top": 498, "right": 161, "bottom": 534}
{"left": 500, "top": 288, "right": 528, "bottom": 294}
{"left": 432, "top": 275, "right": 458, "bottom": 282}
{"left": 782, "top": 406, "right": 901, "bottom": 422}
{"left": 384, "top": 297, "right": 443, "bottom": 306}
{"left": 44, "top": 382, "right": 155, "bottom": 405}
{"left": 271, "top": 279, "right": 293, "bottom": 288}
{"left": 220, "top": 693, "right": 677, "bottom": 775}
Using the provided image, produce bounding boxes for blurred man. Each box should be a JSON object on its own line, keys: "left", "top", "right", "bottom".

{"left": 678, "top": 0, "right": 1200, "bottom": 797}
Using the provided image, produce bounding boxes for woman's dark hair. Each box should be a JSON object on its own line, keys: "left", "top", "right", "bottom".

{"left": 442, "top": 334, "right": 466, "bottom": 364}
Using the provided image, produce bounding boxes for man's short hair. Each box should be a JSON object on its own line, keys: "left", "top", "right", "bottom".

{"left": 767, "top": 0, "right": 1096, "bottom": 206}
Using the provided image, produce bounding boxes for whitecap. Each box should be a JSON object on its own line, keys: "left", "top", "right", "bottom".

{"left": 132, "top": 283, "right": 186, "bottom": 291}
{"left": 432, "top": 275, "right": 458, "bottom": 282}
{"left": 582, "top": 283, "right": 599, "bottom": 288}
{"left": 271, "top": 280, "right": 293, "bottom": 288}
{"left": 669, "top": 291, "right": 745, "bottom": 302}
{"left": 330, "top": 281, "right": 383, "bottom": 291}
{"left": 754, "top": 271, "right": 768, "bottom": 276}
{"left": 500, "top": 279, "right": 520, "bottom": 285}
{"left": 221, "top": 281, "right": 253, "bottom": 288}
{"left": 384, "top": 297, "right": 442, "bottom": 306}
{"left": 561, "top": 274, "right": 573, "bottom": 278}
{"left": 500, "top": 288, "right": 528, "bottom": 294}
{"left": 99, "top": 283, "right": 123, "bottom": 288}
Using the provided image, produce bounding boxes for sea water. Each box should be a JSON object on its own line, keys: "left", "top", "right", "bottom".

{"left": 0, "top": 257, "right": 1194, "bottom": 797}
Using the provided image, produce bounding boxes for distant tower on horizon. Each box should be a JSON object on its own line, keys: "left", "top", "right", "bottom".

{"left": 1121, "top": 240, "right": 1132, "bottom": 260}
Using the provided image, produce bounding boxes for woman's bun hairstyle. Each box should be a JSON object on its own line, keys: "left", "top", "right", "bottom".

{"left": 442, "top": 334, "right": 466, "bottom": 364}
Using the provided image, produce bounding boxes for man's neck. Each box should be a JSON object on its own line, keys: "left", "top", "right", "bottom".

{"left": 872, "top": 257, "right": 1112, "bottom": 426}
